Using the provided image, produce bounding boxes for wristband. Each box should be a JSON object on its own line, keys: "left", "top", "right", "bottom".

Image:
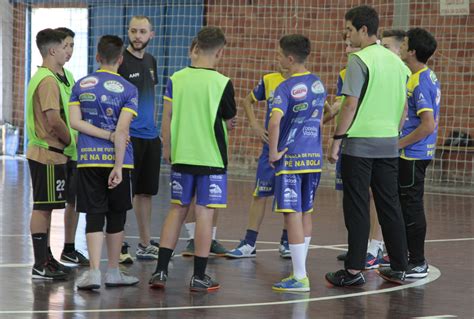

{"left": 333, "top": 134, "right": 346, "bottom": 140}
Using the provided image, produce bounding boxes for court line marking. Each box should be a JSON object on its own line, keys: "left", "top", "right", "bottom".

{"left": 0, "top": 266, "right": 441, "bottom": 314}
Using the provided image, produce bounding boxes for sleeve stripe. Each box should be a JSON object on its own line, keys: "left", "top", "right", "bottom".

{"left": 250, "top": 91, "right": 258, "bottom": 102}
{"left": 164, "top": 96, "right": 172, "bottom": 102}
{"left": 68, "top": 101, "right": 80, "bottom": 105}
{"left": 416, "top": 108, "right": 433, "bottom": 115}
{"left": 271, "top": 108, "right": 284, "bottom": 116}
{"left": 122, "top": 107, "right": 138, "bottom": 116}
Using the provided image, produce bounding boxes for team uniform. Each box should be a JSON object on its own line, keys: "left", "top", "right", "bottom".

{"left": 399, "top": 66, "right": 440, "bottom": 278}
{"left": 164, "top": 66, "right": 236, "bottom": 208}
{"left": 118, "top": 49, "right": 161, "bottom": 196}
{"left": 69, "top": 70, "right": 138, "bottom": 217}
{"left": 334, "top": 68, "right": 346, "bottom": 191}
{"left": 251, "top": 73, "right": 286, "bottom": 197}
{"left": 270, "top": 72, "right": 326, "bottom": 214}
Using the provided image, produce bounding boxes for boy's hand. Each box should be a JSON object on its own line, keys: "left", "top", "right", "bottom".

{"left": 163, "top": 146, "right": 171, "bottom": 164}
{"left": 110, "top": 132, "right": 131, "bottom": 145}
{"left": 269, "top": 147, "right": 288, "bottom": 168}
{"left": 252, "top": 123, "right": 269, "bottom": 144}
{"left": 226, "top": 117, "right": 238, "bottom": 131}
{"left": 108, "top": 167, "right": 123, "bottom": 189}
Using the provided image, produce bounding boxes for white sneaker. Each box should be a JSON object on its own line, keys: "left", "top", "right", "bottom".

{"left": 104, "top": 268, "right": 139, "bottom": 287}
{"left": 225, "top": 240, "right": 256, "bottom": 258}
{"left": 136, "top": 242, "right": 159, "bottom": 260}
{"left": 77, "top": 269, "right": 101, "bottom": 290}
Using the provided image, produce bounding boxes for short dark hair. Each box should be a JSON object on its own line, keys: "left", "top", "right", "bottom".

{"left": 130, "top": 15, "right": 153, "bottom": 30}
{"left": 279, "top": 34, "right": 311, "bottom": 63}
{"left": 97, "top": 35, "right": 124, "bottom": 65}
{"left": 381, "top": 29, "right": 406, "bottom": 42}
{"left": 406, "top": 28, "right": 437, "bottom": 64}
{"left": 56, "top": 27, "right": 75, "bottom": 38}
{"left": 345, "top": 5, "right": 379, "bottom": 36}
{"left": 189, "top": 37, "right": 198, "bottom": 52}
{"left": 36, "top": 28, "right": 67, "bottom": 57}
{"left": 196, "top": 26, "right": 226, "bottom": 52}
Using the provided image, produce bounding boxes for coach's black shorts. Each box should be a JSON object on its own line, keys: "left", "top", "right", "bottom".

{"left": 65, "top": 160, "right": 77, "bottom": 205}
{"left": 76, "top": 167, "right": 133, "bottom": 215}
{"left": 131, "top": 136, "right": 161, "bottom": 196}
{"left": 28, "top": 159, "right": 67, "bottom": 211}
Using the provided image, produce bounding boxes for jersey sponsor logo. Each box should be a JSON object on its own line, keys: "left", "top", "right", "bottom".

{"left": 291, "top": 83, "right": 308, "bottom": 99}
{"left": 172, "top": 180, "right": 183, "bottom": 194}
{"left": 436, "top": 88, "right": 441, "bottom": 106}
{"left": 129, "top": 72, "right": 140, "bottom": 79}
{"left": 149, "top": 69, "right": 155, "bottom": 82}
{"left": 79, "top": 93, "right": 96, "bottom": 102}
{"left": 283, "top": 188, "right": 298, "bottom": 201}
{"left": 311, "top": 109, "right": 319, "bottom": 118}
{"left": 79, "top": 76, "right": 99, "bottom": 89}
{"left": 284, "top": 175, "right": 297, "bottom": 185}
{"left": 105, "top": 107, "right": 114, "bottom": 117}
{"left": 101, "top": 95, "right": 121, "bottom": 107}
{"left": 273, "top": 95, "right": 282, "bottom": 105}
{"left": 311, "top": 80, "right": 324, "bottom": 94}
{"left": 303, "top": 126, "right": 319, "bottom": 137}
{"left": 291, "top": 116, "right": 305, "bottom": 124}
{"left": 429, "top": 71, "right": 438, "bottom": 84}
{"left": 104, "top": 80, "right": 125, "bottom": 93}
{"left": 83, "top": 107, "right": 98, "bottom": 116}
{"left": 210, "top": 175, "right": 224, "bottom": 181}
{"left": 286, "top": 128, "right": 297, "bottom": 145}
{"left": 293, "top": 102, "right": 308, "bottom": 112}
{"left": 131, "top": 97, "right": 138, "bottom": 107}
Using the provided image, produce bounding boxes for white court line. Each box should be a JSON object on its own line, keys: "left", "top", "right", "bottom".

{"left": 0, "top": 266, "right": 441, "bottom": 314}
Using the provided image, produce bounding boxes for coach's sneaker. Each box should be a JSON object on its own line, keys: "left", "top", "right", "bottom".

{"left": 406, "top": 261, "right": 429, "bottom": 279}
{"left": 104, "top": 268, "right": 139, "bottom": 287}
{"left": 182, "top": 239, "right": 195, "bottom": 257}
{"left": 226, "top": 240, "right": 256, "bottom": 258}
{"left": 76, "top": 269, "right": 101, "bottom": 290}
{"left": 210, "top": 240, "right": 227, "bottom": 256}
{"left": 60, "top": 250, "right": 89, "bottom": 266}
{"left": 376, "top": 267, "right": 406, "bottom": 284}
{"left": 189, "top": 274, "right": 220, "bottom": 292}
{"left": 272, "top": 276, "right": 310, "bottom": 292}
{"left": 119, "top": 242, "right": 134, "bottom": 264}
{"left": 336, "top": 252, "right": 347, "bottom": 261}
{"left": 48, "top": 256, "right": 73, "bottom": 274}
{"left": 32, "top": 263, "right": 68, "bottom": 280}
{"left": 365, "top": 248, "right": 383, "bottom": 270}
{"left": 149, "top": 270, "right": 168, "bottom": 289}
{"left": 325, "top": 269, "right": 365, "bottom": 287}
{"left": 279, "top": 240, "right": 292, "bottom": 259}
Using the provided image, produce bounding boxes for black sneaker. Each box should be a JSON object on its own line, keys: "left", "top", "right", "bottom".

{"left": 325, "top": 269, "right": 365, "bottom": 287}
{"left": 336, "top": 252, "right": 347, "bottom": 261}
{"left": 32, "top": 263, "right": 67, "bottom": 280}
{"left": 189, "top": 274, "right": 220, "bottom": 292}
{"left": 377, "top": 267, "right": 406, "bottom": 284}
{"left": 149, "top": 270, "right": 167, "bottom": 289}
{"left": 48, "top": 256, "right": 73, "bottom": 274}
{"left": 60, "top": 250, "right": 90, "bottom": 266}
{"left": 406, "top": 262, "right": 429, "bottom": 279}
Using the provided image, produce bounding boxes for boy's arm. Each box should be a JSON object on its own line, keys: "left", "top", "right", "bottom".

{"left": 399, "top": 110, "right": 435, "bottom": 149}
{"left": 161, "top": 100, "right": 172, "bottom": 164}
{"left": 108, "top": 110, "right": 134, "bottom": 188}
{"left": 45, "top": 109, "right": 71, "bottom": 146}
{"left": 242, "top": 93, "right": 268, "bottom": 143}
{"left": 268, "top": 110, "right": 287, "bottom": 167}
{"left": 323, "top": 100, "right": 340, "bottom": 124}
{"left": 69, "top": 103, "right": 113, "bottom": 142}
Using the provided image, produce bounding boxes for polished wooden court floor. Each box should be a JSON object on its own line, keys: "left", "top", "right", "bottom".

{"left": 0, "top": 157, "right": 473, "bottom": 318}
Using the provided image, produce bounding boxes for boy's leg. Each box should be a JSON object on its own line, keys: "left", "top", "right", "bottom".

{"left": 366, "top": 201, "right": 384, "bottom": 269}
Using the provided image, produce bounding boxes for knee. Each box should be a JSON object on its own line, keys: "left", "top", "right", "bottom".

{"left": 86, "top": 214, "right": 105, "bottom": 233}
{"left": 105, "top": 211, "right": 126, "bottom": 234}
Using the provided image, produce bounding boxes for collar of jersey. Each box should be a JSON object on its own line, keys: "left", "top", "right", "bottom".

{"left": 290, "top": 71, "right": 311, "bottom": 77}
{"left": 97, "top": 69, "right": 120, "bottom": 76}
{"left": 412, "top": 66, "right": 429, "bottom": 77}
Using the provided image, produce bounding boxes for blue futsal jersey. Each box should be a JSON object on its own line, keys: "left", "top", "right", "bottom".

{"left": 270, "top": 72, "right": 327, "bottom": 175}
{"left": 401, "top": 67, "right": 441, "bottom": 160}
{"left": 70, "top": 70, "right": 138, "bottom": 168}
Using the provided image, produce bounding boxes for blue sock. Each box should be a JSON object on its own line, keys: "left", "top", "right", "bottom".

{"left": 244, "top": 229, "right": 258, "bottom": 247}
{"left": 280, "top": 229, "right": 288, "bottom": 243}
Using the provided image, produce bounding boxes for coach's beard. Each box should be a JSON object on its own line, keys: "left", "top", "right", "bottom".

{"left": 129, "top": 38, "right": 150, "bottom": 51}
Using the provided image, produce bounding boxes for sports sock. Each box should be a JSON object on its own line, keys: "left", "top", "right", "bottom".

{"left": 244, "top": 229, "right": 258, "bottom": 247}
{"left": 212, "top": 226, "right": 217, "bottom": 240}
{"left": 280, "top": 229, "right": 288, "bottom": 243}
{"left": 185, "top": 222, "right": 196, "bottom": 239}
{"left": 304, "top": 237, "right": 311, "bottom": 259}
{"left": 368, "top": 239, "right": 383, "bottom": 257}
{"left": 32, "top": 233, "right": 48, "bottom": 266}
{"left": 289, "top": 243, "right": 306, "bottom": 280}
{"left": 63, "top": 243, "right": 75, "bottom": 253}
{"left": 155, "top": 247, "right": 173, "bottom": 274}
{"left": 193, "top": 256, "right": 208, "bottom": 279}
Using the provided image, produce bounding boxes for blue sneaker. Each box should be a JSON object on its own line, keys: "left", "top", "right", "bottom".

{"left": 226, "top": 240, "right": 256, "bottom": 258}
{"left": 279, "top": 240, "right": 291, "bottom": 259}
{"left": 365, "top": 249, "right": 383, "bottom": 269}
{"left": 272, "top": 276, "right": 310, "bottom": 292}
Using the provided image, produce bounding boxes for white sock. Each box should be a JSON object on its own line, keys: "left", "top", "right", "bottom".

{"left": 304, "top": 237, "right": 311, "bottom": 259}
{"left": 289, "top": 243, "right": 306, "bottom": 280}
{"left": 368, "top": 239, "right": 383, "bottom": 257}
{"left": 185, "top": 222, "right": 195, "bottom": 239}
{"left": 212, "top": 226, "right": 217, "bottom": 240}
